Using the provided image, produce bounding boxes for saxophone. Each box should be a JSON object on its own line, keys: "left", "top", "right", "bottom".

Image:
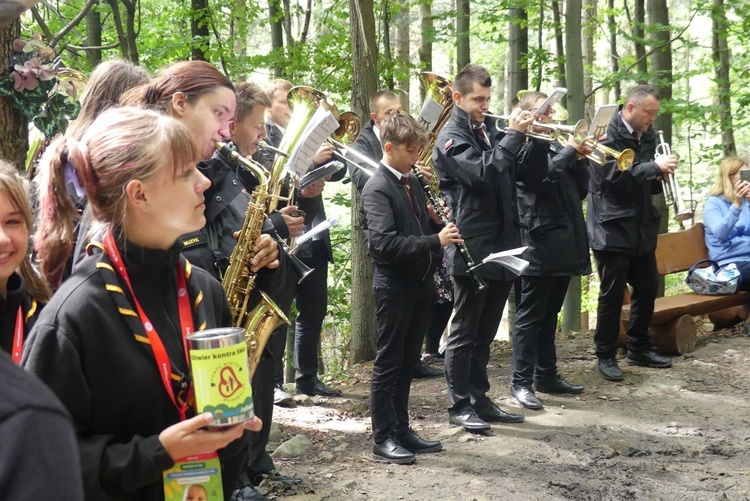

{"left": 216, "top": 141, "right": 290, "bottom": 378}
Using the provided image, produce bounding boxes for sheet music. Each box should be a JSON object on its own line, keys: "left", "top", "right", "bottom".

{"left": 588, "top": 104, "right": 618, "bottom": 138}
{"left": 285, "top": 107, "right": 340, "bottom": 178}
{"left": 481, "top": 246, "right": 530, "bottom": 276}
{"left": 533, "top": 88, "right": 567, "bottom": 118}
{"left": 416, "top": 97, "right": 444, "bottom": 131}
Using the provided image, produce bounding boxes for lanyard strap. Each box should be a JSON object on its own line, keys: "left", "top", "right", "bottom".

{"left": 102, "top": 231, "right": 194, "bottom": 420}
{"left": 10, "top": 306, "right": 23, "bottom": 365}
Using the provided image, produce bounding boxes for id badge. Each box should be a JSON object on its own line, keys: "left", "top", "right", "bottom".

{"left": 163, "top": 451, "right": 223, "bottom": 500}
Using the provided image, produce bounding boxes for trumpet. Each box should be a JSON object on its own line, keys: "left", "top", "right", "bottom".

{"left": 655, "top": 130, "right": 693, "bottom": 222}
{"left": 483, "top": 112, "right": 634, "bottom": 170}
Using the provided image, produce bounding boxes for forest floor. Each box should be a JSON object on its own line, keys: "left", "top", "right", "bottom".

{"left": 260, "top": 318, "right": 750, "bottom": 501}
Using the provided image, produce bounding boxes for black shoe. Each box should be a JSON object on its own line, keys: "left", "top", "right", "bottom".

{"left": 535, "top": 374, "right": 585, "bottom": 395}
{"left": 230, "top": 485, "right": 269, "bottom": 501}
{"left": 413, "top": 360, "right": 443, "bottom": 378}
{"left": 396, "top": 429, "right": 443, "bottom": 454}
{"left": 510, "top": 385, "right": 543, "bottom": 410}
{"left": 598, "top": 357, "right": 624, "bottom": 382}
{"left": 295, "top": 377, "right": 342, "bottom": 397}
{"left": 422, "top": 353, "right": 445, "bottom": 365}
{"left": 273, "top": 384, "right": 295, "bottom": 407}
{"left": 373, "top": 437, "right": 416, "bottom": 464}
{"left": 626, "top": 349, "right": 673, "bottom": 368}
{"left": 475, "top": 400, "right": 526, "bottom": 423}
{"left": 448, "top": 408, "right": 491, "bottom": 431}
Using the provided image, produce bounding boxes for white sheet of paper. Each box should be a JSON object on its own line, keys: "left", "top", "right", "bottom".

{"left": 588, "top": 104, "right": 618, "bottom": 137}
{"left": 416, "top": 97, "right": 444, "bottom": 132}
{"left": 481, "top": 246, "right": 530, "bottom": 276}
{"left": 285, "top": 107, "right": 340, "bottom": 177}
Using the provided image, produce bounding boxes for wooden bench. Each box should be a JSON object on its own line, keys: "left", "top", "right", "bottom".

{"left": 619, "top": 222, "right": 750, "bottom": 355}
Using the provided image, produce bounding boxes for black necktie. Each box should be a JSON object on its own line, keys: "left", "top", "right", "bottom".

{"left": 632, "top": 130, "right": 639, "bottom": 141}
{"left": 400, "top": 177, "right": 418, "bottom": 215}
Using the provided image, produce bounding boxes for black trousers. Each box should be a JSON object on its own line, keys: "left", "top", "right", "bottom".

{"left": 424, "top": 300, "right": 453, "bottom": 355}
{"left": 371, "top": 273, "right": 434, "bottom": 444}
{"left": 294, "top": 241, "right": 329, "bottom": 383}
{"left": 593, "top": 250, "right": 658, "bottom": 359}
{"left": 511, "top": 275, "right": 571, "bottom": 387}
{"left": 445, "top": 275, "right": 513, "bottom": 414}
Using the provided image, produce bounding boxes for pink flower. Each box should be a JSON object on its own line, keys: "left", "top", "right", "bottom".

{"left": 11, "top": 70, "right": 39, "bottom": 92}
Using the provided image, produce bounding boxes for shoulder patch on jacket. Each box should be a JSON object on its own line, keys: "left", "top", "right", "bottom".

{"left": 182, "top": 231, "right": 208, "bottom": 249}
{"left": 444, "top": 139, "right": 453, "bottom": 149}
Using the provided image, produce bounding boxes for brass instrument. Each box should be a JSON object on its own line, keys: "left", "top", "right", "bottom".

{"left": 258, "top": 139, "right": 289, "bottom": 158}
{"left": 411, "top": 165, "right": 487, "bottom": 293}
{"left": 417, "top": 72, "right": 454, "bottom": 192}
{"left": 328, "top": 111, "right": 378, "bottom": 176}
{"left": 655, "top": 130, "right": 693, "bottom": 222}
{"left": 216, "top": 141, "right": 290, "bottom": 376}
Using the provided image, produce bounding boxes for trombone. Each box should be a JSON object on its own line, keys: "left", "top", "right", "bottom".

{"left": 327, "top": 111, "right": 379, "bottom": 177}
{"left": 655, "top": 130, "right": 693, "bottom": 222}
{"left": 482, "top": 112, "right": 635, "bottom": 171}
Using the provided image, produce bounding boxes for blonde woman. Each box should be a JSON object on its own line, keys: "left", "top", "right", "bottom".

{"left": 703, "top": 156, "right": 750, "bottom": 290}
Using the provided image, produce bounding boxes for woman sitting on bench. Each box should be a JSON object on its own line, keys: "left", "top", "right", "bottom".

{"left": 704, "top": 156, "right": 750, "bottom": 290}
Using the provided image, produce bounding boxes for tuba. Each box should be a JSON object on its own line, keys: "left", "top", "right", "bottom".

{"left": 216, "top": 141, "right": 290, "bottom": 378}
{"left": 416, "top": 72, "right": 454, "bottom": 193}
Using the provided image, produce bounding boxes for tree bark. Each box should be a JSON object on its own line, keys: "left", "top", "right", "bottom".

{"left": 268, "top": 0, "right": 284, "bottom": 78}
{"left": 348, "top": 0, "right": 378, "bottom": 363}
{"left": 382, "top": 0, "right": 393, "bottom": 90}
{"left": 418, "top": 1, "right": 433, "bottom": 102}
{"left": 395, "top": 2, "right": 410, "bottom": 110}
{"left": 86, "top": 3, "right": 102, "bottom": 67}
{"left": 231, "top": 0, "right": 249, "bottom": 80}
{"left": 0, "top": 19, "right": 29, "bottom": 169}
{"left": 582, "top": 0, "right": 595, "bottom": 121}
{"left": 607, "top": 0, "right": 620, "bottom": 101}
{"left": 712, "top": 0, "right": 735, "bottom": 156}
{"left": 507, "top": 4, "right": 528, "bottom": 107}
{"left": 551, "top": 0, "right": 565, "bottom": 92}
{"left": 456, "top": 0, "right": 469, "bottom": 70}
{"left": 561, "top": 0, "right": 584, "bottom": 334}
{"left": 123, "top": 0, "right": 139, "bottom": 64}
{"left": 190, "top": 0, "right": 209, "bottom": 61}
{"left": 106, "top": 0, "right": 130, "bottom": 61}
{"left": 634, "top": 0, "right": 647, "bottom": 81}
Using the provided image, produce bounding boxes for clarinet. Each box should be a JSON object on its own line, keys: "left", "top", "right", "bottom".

{"left": 411, "top": 166, "right": 488, "bottom": 293}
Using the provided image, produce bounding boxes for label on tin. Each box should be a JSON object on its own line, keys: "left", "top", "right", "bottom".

{"left": 189, "top": 343, "right": 254, "bottom": 423}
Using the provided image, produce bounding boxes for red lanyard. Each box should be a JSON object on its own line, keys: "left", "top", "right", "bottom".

{"left": 10, "top": 306, "right": 23, "bottom": 365}
{"left": 103, "top": 231, "right": 195, "bottom": 421}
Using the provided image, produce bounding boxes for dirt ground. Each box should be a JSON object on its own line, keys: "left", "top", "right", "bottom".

{"left": 262, "top": 318, "right": 750, "bottom": 501}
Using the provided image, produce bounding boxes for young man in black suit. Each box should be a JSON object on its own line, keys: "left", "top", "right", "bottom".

{"left": 361, "top": 112, "right": 462, "bottom": 464}
{"left": 433, "top": 64, "right": 544, "bottom": 431}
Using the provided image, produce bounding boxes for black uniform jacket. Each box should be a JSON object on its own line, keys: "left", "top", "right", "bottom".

{"left": 587, "top": 109, "right": 663, "bottom": 255}
{"left": 517, "top": 142, "right": 592, "bottom": 276}
{"left": 181, "top": 149, "right": 289, "bottom": 279}
{"left": 360, "top": 164, "right": 442, "bottom": 283}
{"left": 432, "top": 105, "right": 548, "bottom": 281}
{"left": 0, "top": 272, "right": 42, "bottom": 355}
{"left": 346, "top": 119, "right": 382, "bottom": 193}
{"left": 22, "top": 237, "right": 246, "bottom": 501}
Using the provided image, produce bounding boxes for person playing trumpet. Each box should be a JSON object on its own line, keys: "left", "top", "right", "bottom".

{"left": 510, "top": 92, "right": 592, "bottom": 410}
{"left": 432, "top": 64, "right": 547, "bottom": 431}
{"left": 587, "top": 84, "right": 676, "bottom": 382}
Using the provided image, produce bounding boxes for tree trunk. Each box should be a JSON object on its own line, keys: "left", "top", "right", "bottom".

{"left": 0, "top": 19, "right": 28, "bottom": 169}
{"left": 634, "top": 0, "right": 647, "bottom": 81}
{"left": 395, "top": 2, "right": 410, "bottom": 110}
{"left": 607, "top": 0, "right": 620, "bottom": 102}
{"left": 123, "top": 0, "right": 139, "bottom": 64}
{"left": 348, "top": 0, "right": 378, "bottom": 364}
{"left": 190, "top": 0, "right": 210, "bottom": 61}
{"left": 507, "top": 4, "right": 528, "bottom": 107}
{"left": 232, "top": 0, "right": 249, "bottom": 81}
{"left": 86, "top": 3, "right": 102, "bottom": 67}
{"left": 649, "top": 0, "right": 673, "bottom": 297}
{"left": 552, "top": 0, "right": 565, "bottom": 90}
{"left": 268, "top": 0, "right": 284, "bottom": 78}
{"left": 382, "top": 0, "right": 393, "bottom": 90}
{"left": 418, "top": 1, "right": 433, "bottom": 102}
{"left": 712, "top": 0, "right": 735, "bottom": 156}
{"left": 456, "top": 0, "right": 469, "bottom": 70}
{"left": 582, "top": 0, "right": 595, "bottom": 121}
{"left": 107, "top": 0, "right": 130, "bottom": 61}
{"left": 561, "top": 0, "right": 584, "bottom": 334}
